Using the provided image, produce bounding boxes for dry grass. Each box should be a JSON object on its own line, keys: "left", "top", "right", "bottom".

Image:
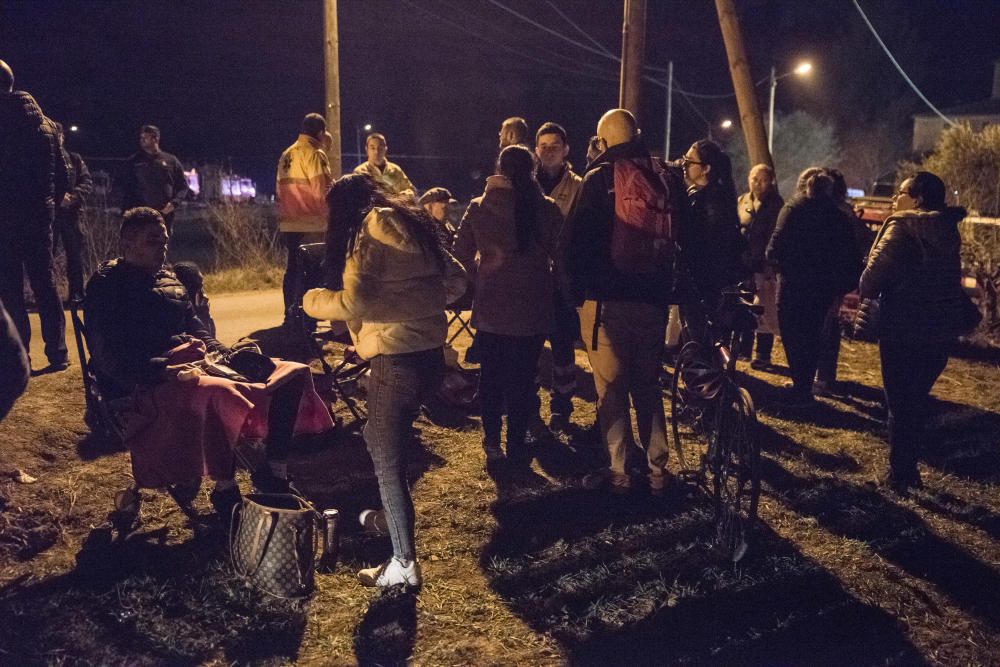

{"left": 1, "top": 325, "right": 999, "bottom": 665}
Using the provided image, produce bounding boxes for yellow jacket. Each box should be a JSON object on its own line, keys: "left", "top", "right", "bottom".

{"left": 353, "top": 160, "right": 415, "bottom": 197}
{"left": 276, "top": 134, "right": 332, "bottom": 232}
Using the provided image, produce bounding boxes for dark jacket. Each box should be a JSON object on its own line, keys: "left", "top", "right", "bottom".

{"left": 84, "top": 259, "right": 227, "bottom": 397}
{"left": 0, "top": 91, "right": 66, "bottom": 229}
{"left": 679, "top": 181, "right": 747, "bottom": 305}
{"left": 453, "top": 175, "right": 562, "bottom": 336}
{"left": 560, "top": 139, "right": 688, "bottom": 307}
{"left": 121, "top": 149, "right": 189, "bottom": 212}
{"left": 0, "top": 298, "right": 29, "bottom": 421}
{"left": 737, "top": 189, "right": 784, "bottom": 273}
{"left": 766, "top": 195, "right": 861, "bottom": 303}
{"left": 859, "top": 207, "right": 970, "bottom": 342}
{"left": 59, "top": 150, "right": 93, "bottom": 216}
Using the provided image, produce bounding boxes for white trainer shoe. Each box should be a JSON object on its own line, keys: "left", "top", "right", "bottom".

{"left": 357, "top": 556, "right": 422, "bottom": 589}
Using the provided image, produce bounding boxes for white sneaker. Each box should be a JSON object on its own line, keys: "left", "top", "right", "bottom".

{"left": 358, "top": 556, "right": 422, "bottom": 589}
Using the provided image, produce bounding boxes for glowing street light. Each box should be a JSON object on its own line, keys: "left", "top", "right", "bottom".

{"left": 69, "top": 125, "right": 79, "bottom": 132}
{"left": 768, "top": 60, "right": 813, "bottom": 152}
{"left": 363, "top": 123, "right": 372, "bottom": 132}
{"left": 356, "top": 122, "right": 374, "bottom": 162}
{"left": 720, "top": 119, "right": 733, "bottom": 130}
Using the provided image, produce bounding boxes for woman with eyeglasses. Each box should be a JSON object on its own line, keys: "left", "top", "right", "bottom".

{"left": 859, "top": 171, "right": 978, "bottom": 494}
{"left": 679, "top": 139, "right": 747, "bottom": 322}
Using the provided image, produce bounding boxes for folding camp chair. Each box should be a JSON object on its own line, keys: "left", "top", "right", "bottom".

{"left": 70, "top": 298, "right": 204, "bottom": 532}
{"left": 446, "top": 308, "right": 475, "bottom": 346}
{"left": 289, "top": 242, "right": 369, "bottom": 423}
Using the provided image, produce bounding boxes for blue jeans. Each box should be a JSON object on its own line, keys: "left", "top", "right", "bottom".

{"left": 364, "top": 347, "right": 444, "bottom": 561}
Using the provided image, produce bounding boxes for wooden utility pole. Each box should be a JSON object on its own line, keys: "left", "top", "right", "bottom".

{"left": 324, "top": 0, "right": 342, "bottom": 178}
{"left": 714, "top": 0, "right": 772, "bottom": 169}
{"left": 619, "top": 0, "right": 646, "bottom": 118}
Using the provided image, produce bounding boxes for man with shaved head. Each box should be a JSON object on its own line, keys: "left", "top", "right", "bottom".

{"left": 560, "top": 108, "right": 689, "bottom": 495}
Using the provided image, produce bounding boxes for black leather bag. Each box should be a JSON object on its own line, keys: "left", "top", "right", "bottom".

{"left": 225, "top": 348, "right": 276, "bottom": 383}
{"left": 852, "top": 296, "right": 881, "bottom": 342}
{"left": 231, "top": 493, "right": 327, "bottom": 599}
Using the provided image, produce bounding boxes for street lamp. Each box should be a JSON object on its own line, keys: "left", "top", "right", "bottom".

{"left": 720, "top": 119, "right": 733, "bottom": 130}
{"left": 69, "top": 125, "right": 79, "bottom": 133}
{"left": 768, "top": 60, "right": 812, "bottom": 152}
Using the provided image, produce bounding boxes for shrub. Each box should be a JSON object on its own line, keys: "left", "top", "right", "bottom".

{"left": 915, "top": 123, "right": 1000, "bottom": 217}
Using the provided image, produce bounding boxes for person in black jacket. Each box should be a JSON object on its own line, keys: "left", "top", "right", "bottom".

{"left": 766, "top": 169, "right": 860, "bottom": 406}
{"left": 679, "top": 140, "right": 747, "bottom": 317}
{"left": 859, "top": 171, "right": 975, "bottom": 494}
{"left": 0, "top": 61, "right": 69, "bottom": 370}
{"left": 0, "top": 298, "right": 30, "bottom": 421}
{"left": 120, "top": 125, "right": 189, "bottom": 232}
{"left": 84, "top": 207, "right": 310, "bottom": 504}
{"left": 560, "top": 108, "right": 688, "bottom": 495}
{"left": 54, "top": 122, "right": 93, "bottom": 301}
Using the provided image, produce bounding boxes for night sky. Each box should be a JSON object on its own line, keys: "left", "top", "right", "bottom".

{"left": 2, "top": 0, "right": 998, "bottom": 198}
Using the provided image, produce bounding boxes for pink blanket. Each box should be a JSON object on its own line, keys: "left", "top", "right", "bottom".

{"left": 123, "top": 341, "right": 334, "bottom": 488}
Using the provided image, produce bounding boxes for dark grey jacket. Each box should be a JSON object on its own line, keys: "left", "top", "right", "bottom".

{"left": 859, "top": 207, "right": 972, "bottom": 342}
{"left": 0, "top": 298, "right": 29, "bottom": 421}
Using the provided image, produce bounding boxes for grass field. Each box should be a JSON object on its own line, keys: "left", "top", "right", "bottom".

{"left": 1, "top": 323, "right": 998, "bottom": 665}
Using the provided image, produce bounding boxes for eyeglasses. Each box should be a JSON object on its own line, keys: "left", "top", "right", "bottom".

{"left": 681, "top": 156, "right": 704, "bottom": 166}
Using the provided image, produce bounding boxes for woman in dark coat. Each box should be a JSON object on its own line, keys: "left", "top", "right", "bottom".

{"left": 766, "top": 169, "right": 859, "bottom": 405}
{"left": 679, "top": 139, "right": 746, "bottom": 319}
{"left": 859, "top": 171, "right": 976, "bottom": 493}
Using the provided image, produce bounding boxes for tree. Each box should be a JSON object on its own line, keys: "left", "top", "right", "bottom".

{"left": 726, "top": 110, "right": 840, "bottom": 197}
{"left": 913, "top": 123, "right": 1000, "bottom": 217}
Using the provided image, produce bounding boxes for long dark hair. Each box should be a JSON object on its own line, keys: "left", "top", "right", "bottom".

{"left": 497, "top": 144, "right": 544, "bottom": 251}
{"left": 691, "top": 139, "right": 737, "bottom": 203}
{"left": 325, "top": 174, "right": 447, "bottom": 284}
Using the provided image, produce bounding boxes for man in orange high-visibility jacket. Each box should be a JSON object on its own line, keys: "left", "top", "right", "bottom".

{"left": 276, "top": 113, "right": 333, "bottom": 325}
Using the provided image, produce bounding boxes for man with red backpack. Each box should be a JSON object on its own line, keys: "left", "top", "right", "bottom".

{"left": 560, "top": 109, "right": 689, "bottom": 494}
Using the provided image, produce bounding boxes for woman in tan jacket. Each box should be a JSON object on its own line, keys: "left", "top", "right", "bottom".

{"left": 453, "top": 145, "right": 563, "bottom": 467}
{"left": 304, "top": 175, "right": 466, "bottom": 589}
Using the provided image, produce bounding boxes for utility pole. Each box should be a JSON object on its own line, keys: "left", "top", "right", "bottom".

{"left": 324, "top": 0, "right": 342, "bottom": 178}
{"left": 619, "top": 0, "right": 646, "bottom": 118}
{"left": 714, "top": 0, "right": 772, "bottom": 170}
{"left": 663, "top": 60, "right": 673, "bottom": 159}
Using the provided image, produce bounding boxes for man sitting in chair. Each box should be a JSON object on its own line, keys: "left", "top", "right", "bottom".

{"left": 84, "top": 207, "right": 333, "bottom": 518}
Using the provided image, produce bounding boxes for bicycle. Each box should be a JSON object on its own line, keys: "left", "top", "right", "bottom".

{"left": 669, "top": 287, "right": 763, "bottom": 562}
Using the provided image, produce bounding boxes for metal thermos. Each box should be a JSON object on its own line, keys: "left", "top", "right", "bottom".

{"left": 318, "top": 508, "right": 340, "bottom": 573}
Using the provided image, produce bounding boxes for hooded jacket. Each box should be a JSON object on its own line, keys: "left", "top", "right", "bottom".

{"left": 859, "top": 207, "right": 970, "bottom": 342}
{"left": 0, "top": 91, "right": 64, "bottom": 226}
{"left": 560, "top": 139, "right": 689, "bottom": 307}
{"left": 303, "top": 207, "right": 467, "bottom": 359}
{"left": 84, "top": 259, "right": 227, "bottom": 397}
{"left": 453, "top": 175, "right": 562, "bottom": 336}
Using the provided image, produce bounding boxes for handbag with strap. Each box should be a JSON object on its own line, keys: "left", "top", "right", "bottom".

{"left": 230, "top": 493, "right": 330, "bottom": 599}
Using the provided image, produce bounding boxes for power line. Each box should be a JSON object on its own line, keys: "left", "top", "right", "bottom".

{"left": 851, "top": 0, "right": 956, "bottom": 126}
{"left": 487, "top": 0, "right": 621, "bottom": 64}
{"left": 399, "top": 0, "right": 617, "bottom": 84}
{"left": 544, "top": 0, "right": 616, "bottom": 59}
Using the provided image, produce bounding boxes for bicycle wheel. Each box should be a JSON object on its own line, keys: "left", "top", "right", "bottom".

{"left": 670, "top": 341, "right": 718, "bottom": 473}
{"left": 710, "top": 386, "right": 761, "bottom": 562}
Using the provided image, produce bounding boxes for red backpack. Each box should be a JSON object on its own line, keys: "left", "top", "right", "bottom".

{"left": 611, "top": 158, "right": 675, "bottom": 273}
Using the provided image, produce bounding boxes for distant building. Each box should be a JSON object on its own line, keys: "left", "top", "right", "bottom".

{"left": 196, "top": 163, "right": 257, "bottom": 201}
{"left": 912, "top": 60, "right": 1000, "bottom": 153}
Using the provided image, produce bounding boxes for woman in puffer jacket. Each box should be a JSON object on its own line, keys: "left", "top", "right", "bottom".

{"left": 304, "top": 175, "right": 466, "bottom": 589}
{"left": 453, "top": 145, "right": 562, "bottom": 467}
{"left": 859, "top": 171, "right": 977, "bottom": 494}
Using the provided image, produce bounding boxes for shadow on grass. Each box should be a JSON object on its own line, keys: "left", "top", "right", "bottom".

{"left": 0, "top": 526, "right": 307, "bottom": 665}
{"left": 920, "top": 398, "right": 1000, "bottom": 483}
{"left": 760, "top": 456, "right": 1000, "bottom": 630}
{"left": 739, "top": 374, "right": 884, "bottom": 432}
{"left": 352, "top": 587, "right": 418, "bottom": 666}
{"left": 756, "top": 420, "right": 862, "bottom": 473}
{"left": 480, "top": 482, "right": 923, "bottom": 665}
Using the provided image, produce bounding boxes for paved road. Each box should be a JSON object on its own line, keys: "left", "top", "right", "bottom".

{"left": 25, "top": 289, "right": 284, "bottom": 368}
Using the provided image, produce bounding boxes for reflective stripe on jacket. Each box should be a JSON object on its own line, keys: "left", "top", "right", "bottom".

{"left": 276, "top": 135, "right": 332, "bottom": 233}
